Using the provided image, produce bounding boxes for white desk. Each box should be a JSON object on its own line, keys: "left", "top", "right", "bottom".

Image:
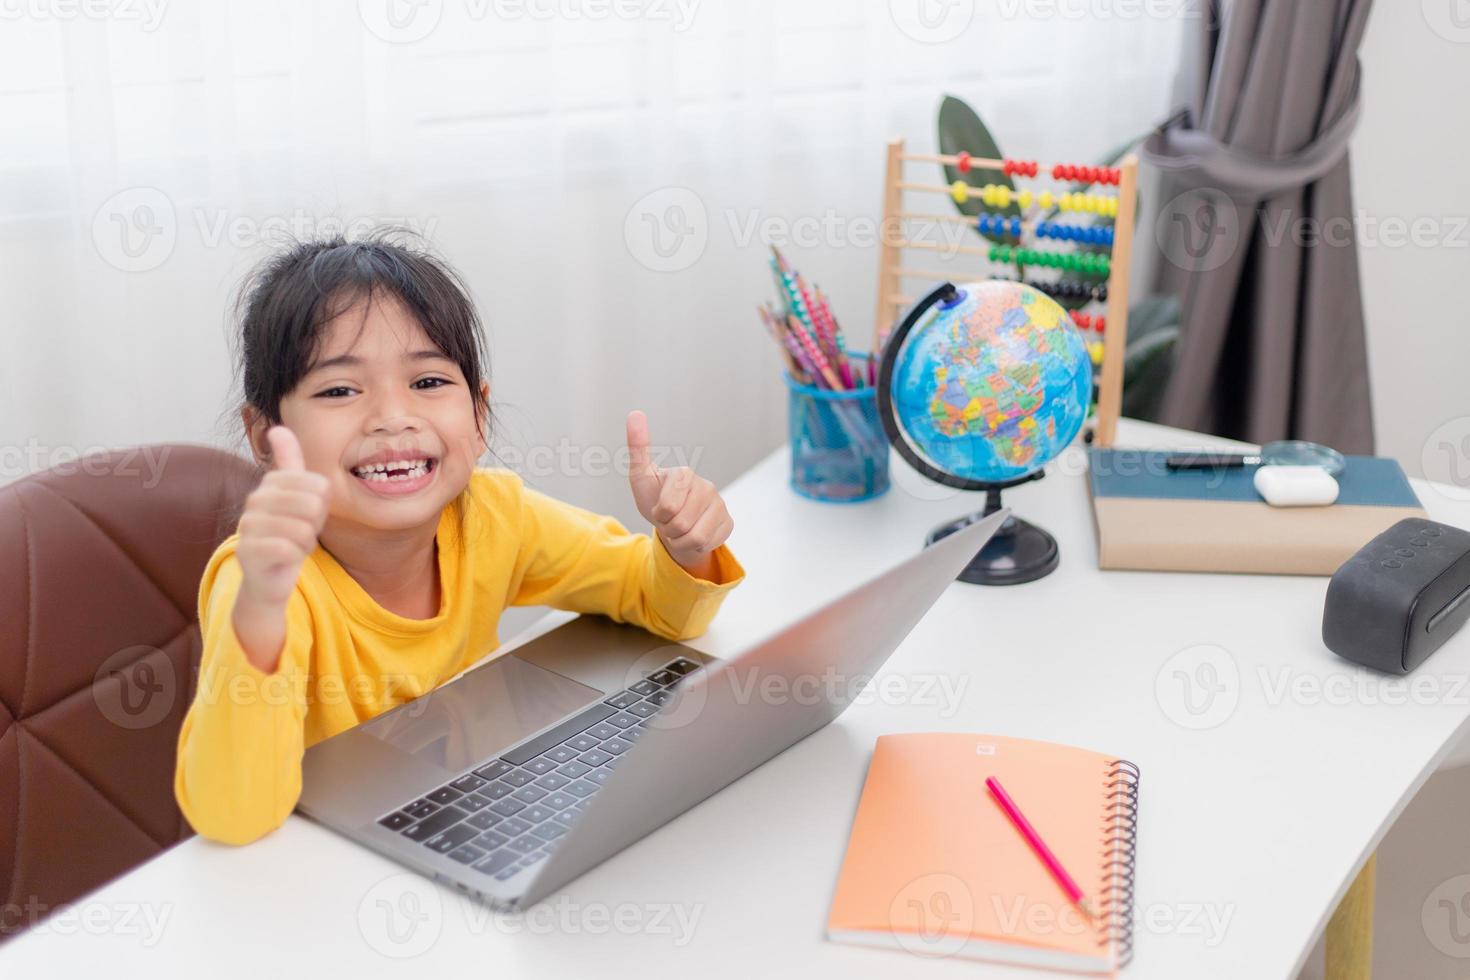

{"left": 7, "top": 420, "right": 1470, "bottom": 979}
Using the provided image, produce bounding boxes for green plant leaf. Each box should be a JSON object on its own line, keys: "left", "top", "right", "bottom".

{"left": 1121, "top": 324, "right": 1180, "bottom": 421}
{"left": 937, "top": 94, "right": 1022, "bottom": 265}
{"left": 1126, "top": 294, "right": 1181, "bottom": 340}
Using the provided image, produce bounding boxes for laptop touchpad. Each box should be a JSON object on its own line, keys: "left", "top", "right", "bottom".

{"left": 360, "top": 655, "right": 602, "bottom": 773}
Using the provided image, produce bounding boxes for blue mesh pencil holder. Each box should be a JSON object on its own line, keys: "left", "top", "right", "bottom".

{"left": 785, "top": 356, "right": 890, "bottom": 503}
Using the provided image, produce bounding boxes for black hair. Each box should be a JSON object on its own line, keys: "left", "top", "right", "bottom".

{"left": 224, "top": 229, "right": 491, "bottom": 532}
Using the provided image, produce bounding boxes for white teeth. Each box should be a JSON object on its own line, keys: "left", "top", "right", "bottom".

{"left": 352, "top": 459, "right": 432, "bottom": 482}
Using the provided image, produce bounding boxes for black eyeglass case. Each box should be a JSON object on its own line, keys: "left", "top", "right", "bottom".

{"left": 1322, "top": 518, "right": 1470, "bottom": 675}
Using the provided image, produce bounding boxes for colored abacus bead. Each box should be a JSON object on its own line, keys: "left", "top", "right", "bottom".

{"left": 951, "top": 180, "right": 969, "bottom": 204}
{"left": 1051, "top": 163, "right": 1066, "bottom": 180}
{"left": 1039, "top": 191, "right": 1055, "bottom": 209}
{"left": 1009, "top": 217, "right": 1022, "bottom": 237}
{"left": 956, "top": 151, "right": 971, "bottom": 173}
{"left": 1018, "top": 190, "right": 1033, "bottom": 209}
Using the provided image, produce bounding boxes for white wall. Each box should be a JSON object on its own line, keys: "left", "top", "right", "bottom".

{"left": 0, "top": 0, "right": 1184, "bottom": 536}
{"left": 1352, "top": 5, "right": 1470, "bottom": 485}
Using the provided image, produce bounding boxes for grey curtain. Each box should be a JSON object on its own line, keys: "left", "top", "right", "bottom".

{"left": 1144, "top": 0, "right": 1376, "bottom": 453}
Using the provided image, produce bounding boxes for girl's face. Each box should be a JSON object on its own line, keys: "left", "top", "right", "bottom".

{"left": 264, "top": 291, "right": 487, "bottom": 535}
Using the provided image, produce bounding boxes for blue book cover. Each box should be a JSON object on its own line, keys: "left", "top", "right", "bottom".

{"left": 1088, "top": 450, "right": 1423, "bottom": 508}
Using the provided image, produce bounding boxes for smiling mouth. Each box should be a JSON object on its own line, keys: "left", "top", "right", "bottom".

{"left": 350, "top": 458, "right": 437, "bottom": 483}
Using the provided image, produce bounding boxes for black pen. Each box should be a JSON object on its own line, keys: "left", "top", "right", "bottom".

{"left": 1165, "top": 453, "right": 1264, "bottom": 470}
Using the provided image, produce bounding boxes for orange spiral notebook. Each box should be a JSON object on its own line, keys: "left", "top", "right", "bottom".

{"left": 826, "top": 733, "right": 1140, "bottom": 974}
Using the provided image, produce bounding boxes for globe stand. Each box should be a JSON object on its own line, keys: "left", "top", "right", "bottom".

{"left": 924, "top": 482, "right": 1058, "bottom": 586}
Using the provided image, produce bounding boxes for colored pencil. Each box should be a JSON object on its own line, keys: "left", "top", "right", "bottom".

{"left": 786, "top": 313, "right": 843, "bottom": 390}
{"left": 986, "top": 776, "right": 1097, "bottom": 920}
{"left": 757, "top": 249, "right": 875, "bottom": 397}
{"left": 813, "top": 287, "right": 854, "bottom": 388}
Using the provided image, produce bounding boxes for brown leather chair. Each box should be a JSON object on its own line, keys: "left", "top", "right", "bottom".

{"left": 0, "top": 445, "right": 258, "bottom": 942}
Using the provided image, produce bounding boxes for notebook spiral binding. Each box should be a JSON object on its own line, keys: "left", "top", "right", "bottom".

{"left": 1098, "top": 759, "right": 1140, "bottom": 967}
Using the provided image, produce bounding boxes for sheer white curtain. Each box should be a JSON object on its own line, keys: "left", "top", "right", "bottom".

{"left": 0, "top": 0, "right": 1183, "bottom": 526}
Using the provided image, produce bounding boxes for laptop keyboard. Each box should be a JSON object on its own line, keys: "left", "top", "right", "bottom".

{"left": 375, "top": 656, "right": 703, "bottom": 883}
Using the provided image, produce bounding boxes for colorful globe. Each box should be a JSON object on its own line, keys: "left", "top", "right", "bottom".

{"left": 885, "top": 281, "right": 1092, "bottom": 485}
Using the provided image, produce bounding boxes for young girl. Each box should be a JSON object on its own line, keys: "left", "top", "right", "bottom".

{"left": 175, "top": 234, "right": 744, "bottom": 846}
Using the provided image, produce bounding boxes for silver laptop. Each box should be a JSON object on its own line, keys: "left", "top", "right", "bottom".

{"left": 298, "top": 508, "right": 1005, "bottom": 910}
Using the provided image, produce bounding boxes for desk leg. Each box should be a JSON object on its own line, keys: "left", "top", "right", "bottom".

{"left": 1326, "top": 853, "right": 1376, "bottom": 980}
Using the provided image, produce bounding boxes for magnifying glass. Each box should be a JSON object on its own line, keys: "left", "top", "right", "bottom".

{"left": 1165, "top": 440, "right": 1346, "bottom": 477}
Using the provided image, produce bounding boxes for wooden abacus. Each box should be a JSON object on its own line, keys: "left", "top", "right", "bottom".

{"left": 873, "top": 139, "right": 1139, "bottom": 447}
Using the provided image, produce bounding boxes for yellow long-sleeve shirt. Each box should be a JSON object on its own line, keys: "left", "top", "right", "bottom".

{"left": 174, "top": 467, "right": 744, "bottom": 845}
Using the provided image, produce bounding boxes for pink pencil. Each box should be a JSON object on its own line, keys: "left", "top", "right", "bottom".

{"left": 786, "top": 313, "right": 843, "bottom": 390}
{"left": 811, "top": 286, "right": 854, "bottom": 389}
{"left": 986, "top": 776, "right": 1096, "bottom": 919}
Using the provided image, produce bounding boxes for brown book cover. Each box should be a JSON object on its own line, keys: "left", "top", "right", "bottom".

{"left": 1087, "top": 450, "right": 1426, "bottom": 575}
